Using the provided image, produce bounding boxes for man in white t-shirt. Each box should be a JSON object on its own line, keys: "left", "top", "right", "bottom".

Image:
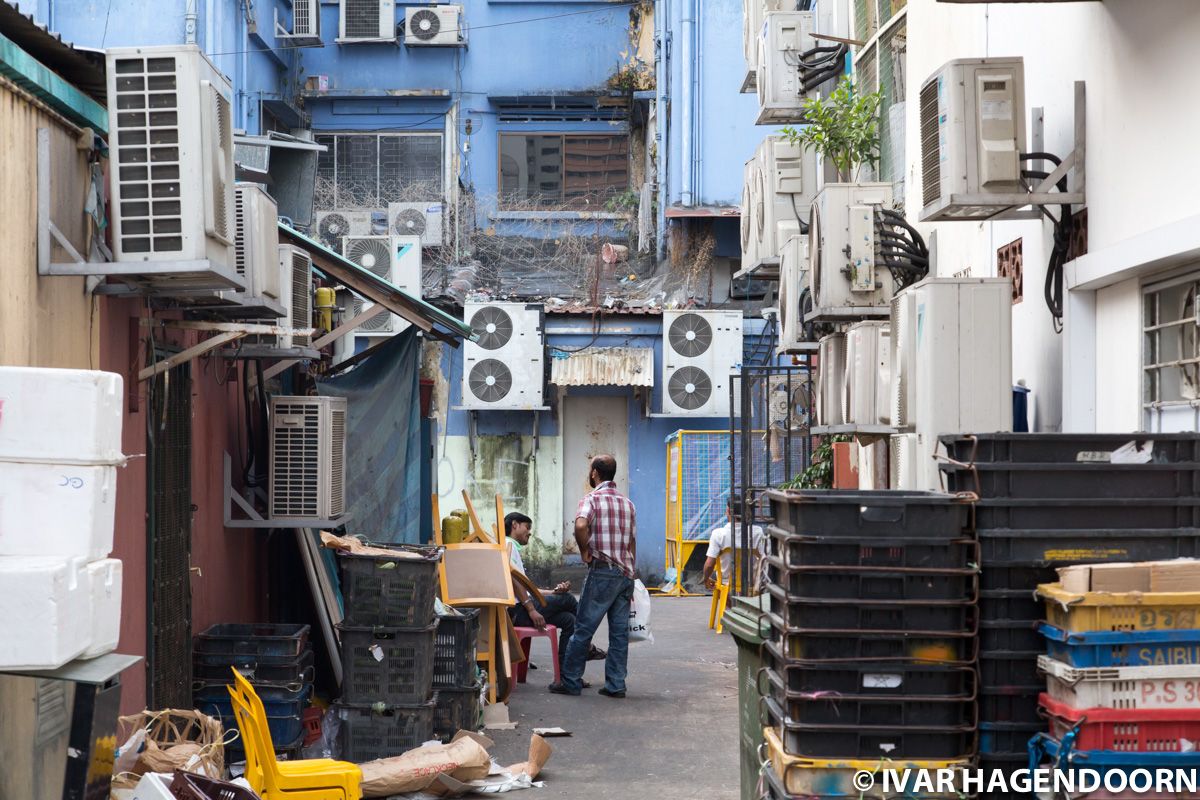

{"left": 702, "top": 498, "right": 764, "bottom": 591}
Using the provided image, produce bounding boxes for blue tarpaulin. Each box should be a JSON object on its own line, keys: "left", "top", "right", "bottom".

{"left": 317, "top": 329, "right": 421, "bottom": 543}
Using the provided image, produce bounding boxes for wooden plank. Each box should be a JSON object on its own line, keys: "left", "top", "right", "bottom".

{"left": 0, "top": 32, "right": 107, "bottom": 133}
{"left": 137, "top": 331, "right": 244, "bottom": 381}
{"left": 260, "top": 305, "right": 386, "bottom": 381}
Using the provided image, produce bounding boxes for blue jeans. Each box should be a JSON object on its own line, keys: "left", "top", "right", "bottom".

{"left": 560, "top": 565, "right": 634, "bottom": 694}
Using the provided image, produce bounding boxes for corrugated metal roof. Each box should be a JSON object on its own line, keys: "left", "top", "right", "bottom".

{"left": 549, "top": 347, "right": 655, "bottom": 387}
{"left": 0, "top": 2, "right": 106, "bottom": 102}
{"left": 543, "top": 302, "right": 663, "bottom": 316}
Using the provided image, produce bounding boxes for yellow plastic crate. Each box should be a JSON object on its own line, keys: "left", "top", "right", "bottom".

{"left": 763, "top": 727, "right": 969, "bottom": 798}
{"left": 1038, "top": 582, "right": 1200, "bottom": 633}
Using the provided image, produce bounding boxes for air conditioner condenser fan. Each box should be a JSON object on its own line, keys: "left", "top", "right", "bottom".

{"left": 468, "top": 359, "right": 512, "bottom": 403}
{"left": 470, "top": 306, "right": 514, "bottom": 350}
{"left": 393, "top": 208, "right": 428, "bottom": 236}
{"left": 347, "top": 238, "right": 392, "bottom": 278}
{"left": 318, "top": 213, "right": 350, "bottom": 247}
{"left": 410, "top": 9, "right": 441, "bottom": 40}
{"left": 668, "top": 366, "right": 712, "bottom": 411}
{"left": 668, "top": 313, "right": 713, "bottom": 358}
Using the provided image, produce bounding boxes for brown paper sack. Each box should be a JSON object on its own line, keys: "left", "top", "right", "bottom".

{"left": 359, "top": 736, "right": 492, "bottom": 797}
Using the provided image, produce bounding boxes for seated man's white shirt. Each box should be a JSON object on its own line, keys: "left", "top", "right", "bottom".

{"left": 705, "top": 522, "right": 765, "bottom": 580}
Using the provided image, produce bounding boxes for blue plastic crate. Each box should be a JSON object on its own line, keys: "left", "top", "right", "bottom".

{"left": 195, "top": 686, "right": 310, "bottom": 750}
{"left": 1029, "top": 731, "right": 1200, "bottom": 775}
{"left": 1039, "top": 623, "right": 1200, "bottom": 668}
{"left": 980, "top": 721, "right": 1042, "bottom": 754}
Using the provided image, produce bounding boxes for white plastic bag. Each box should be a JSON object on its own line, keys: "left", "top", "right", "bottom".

{"left": 627, "top": 579, "right": 654, "bottom": 644}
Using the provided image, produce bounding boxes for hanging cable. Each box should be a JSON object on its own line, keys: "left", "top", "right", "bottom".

{"left": 874, "top": 207, "right": 930, "bottom": 291}
{"left": 1020, "top": 152, "right": 1072, "bottom": 333}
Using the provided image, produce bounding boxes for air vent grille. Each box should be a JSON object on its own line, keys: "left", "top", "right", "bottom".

{"left": 291, "top": 250, "right": 312, "bottom": 346}
{"left": 233, "top": 188, "right": 248, "bottom": 277}
{"left": 294, "top": 0, "right": 315, "bottom": 36}
{"left": 329, "top": 406, "right": 345, "bottom": 517}
{"left": 344, "top": 0, "right": 385, "bottom": 39}
{"left": 271, "top": 401, "right": 321, "bottom": 518}
{"left": 920, "top": 78, "right": 942, "bottom": 208}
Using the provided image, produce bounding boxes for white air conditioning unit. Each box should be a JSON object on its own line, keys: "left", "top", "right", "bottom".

{"left": 740, "top": 156, "right": 759, "bottom": 269}
{"left": 807, "top": 183, "right": 895, "bottom": 312}
{"left": 816, "top": 331, "right": 846, "bottom": 427}
{"left": 223, "top": 184, "right": 284, "bottom": 315}
{"left": 889, "top": 289, "right": 918, "bottom": 428}
{"left": 346, "top": 235, "right": 421, "bottom": 336}
{"left": 768, "top": 374, "right": 810, "bottom": 429}
{"left": 388, "top": 201, "right": 444, "bottom": 246}
{"left": 843, "top": 321, "right": 891, "bottom": 426}
{"left": 404, "top": 5, "right": 465, "bottom": 47}
{"left": 270, "top": 244, "right": 313, "bottom": 349}
{"left": 278, "top": 0, "right": 321, "bottom": 43}
{"left": 105, "top": 45, "right": 240, "bottom": 290}
{"left": 756, "top": 11, "right": 818, "bottom": 125}
{"left": 751, "top": 135, "right": 817, "bottom": 268}
{"left": 314, "top": 211, "right": 375, "bottom": 251}
{"left": 777, "top": 234, "right": 810, "bottom": 354}
{"left": 462, "top": 303, "right": 545, "bottom": 410}
{"left": 270, "top": 396, "right": 346, "bottom": 521}
{"left": 338, "top": 0, "right": 395, "bottom": 42}
{"left": 742, "top": 0, "right": 791, "bottom": 93}
{"left": 919, "top": 57, "right": 1026, "bottom": 222}
{"left": 889, "top": 433, "right": 920, "bottom": 490}
{"left": 662, "top": 310, "right": 743, "bottom": 417}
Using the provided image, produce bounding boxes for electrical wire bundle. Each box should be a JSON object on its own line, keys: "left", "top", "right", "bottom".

{"left": 1020, "top": 152, "right": 1072, "bottom": 333}
{"left": 784, "top": 43, "right": 849, "bottom": 93}
{"left": 874, "top": 207, "right": 930, "bottom": 291}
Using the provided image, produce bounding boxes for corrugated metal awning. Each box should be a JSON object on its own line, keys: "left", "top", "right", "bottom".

{"left": 550, "top": 347, "right": 654, "bottom": 387}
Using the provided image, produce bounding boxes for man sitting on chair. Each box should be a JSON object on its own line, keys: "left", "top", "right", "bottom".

{"left": 702, "top": 498, "right": 765, "bottom": 591}
{"left": 505, "top": 512, "right": 604, "bottom": 665}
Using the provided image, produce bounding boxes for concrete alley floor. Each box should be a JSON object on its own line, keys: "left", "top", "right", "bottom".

{"left": 487, "top": 596, "right": 741, "bottom": 799}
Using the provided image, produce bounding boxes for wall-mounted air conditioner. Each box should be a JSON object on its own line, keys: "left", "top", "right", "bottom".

{"left": 807, "top": 183, "right": 895, "bottom": 312}
{"left": 740, "top": 156, "right": 758, "bottom": 269}
{"left": 889, "top": 433, "right": 919, "bottom": 490}
{"left": 750, "top": 135, "right": 817, "bottom": 268}
{"left": 222, "top": 184, "right": 284, "bottom": 315}
{"left": 768, "top": 374, "right": 809, "bottom": 429}
{"left": 388, "top": 201, "right": 444, "bottom": 246}
{"left": 889, "top": 289, "right": 917, "bottom": 428}
{"left": 271, "top": 244, "right": 313, "bottom": 349}
{"left": 105, "top": 45, "right": 240, "bottom": 291}
{"left": 338, "top": 0, "right": 395, "bottom": 42}
{"left": 816, "top": 331, "right": 846, "bottom": 427}
{"left": 347, "top": 235, "right": 421, "bottom": 336}
{"left": 462, "top": 303, "right": 545, "bottom": 410}
{"left": 756, "top": 11, "right": 818, "bottom": 125}
{"left": 919, "top": 57, "right": 1026, "bottom": 222}
{"left": 776, "top": 234, "right": 810, "bottom": 355}
{"left": 742, "top": 0, "right": 791, "bottom": 93}
{"left": 404, "top": 5, "right": 466, "bottom": 47}
{"left": 661, "top": 310, "right": 743, "bottom": 417}
{"left": 270, "top": 396, "right": 346, "bottom": 521}
{"left": 843, "top": 321, "right": 890, "bottom": 426}
{"left": 277, "top": 0, "right": 321, "bottom": 45}
{"left": 315, "top": 211, "right": 375, "bottom": 251}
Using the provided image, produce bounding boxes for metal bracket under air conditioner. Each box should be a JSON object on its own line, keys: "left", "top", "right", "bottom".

{"left": 36, "top": 128, "right": 112, "bottom": 279}
{"left": 223, "top": 451, "right": 352, "bottom": 529}
{"left": 137, "top": 319, "right": 316, "bottom": 382}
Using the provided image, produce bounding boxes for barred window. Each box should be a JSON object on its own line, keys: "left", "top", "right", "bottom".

{"left": 314, "top": 133, "right": 443, "bottom": 209}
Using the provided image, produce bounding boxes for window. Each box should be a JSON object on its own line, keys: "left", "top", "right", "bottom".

{"left": 853, "top": 10, "right": 906, "bottom": 199}
{"left": 498, "top": 133, "right": 629, "bottom": 209}
{"left": 1143, "top": 271, "right": 1200, "bottom": 432}
{"left": 314, "top": 133, "right": 443, "bottom": 209}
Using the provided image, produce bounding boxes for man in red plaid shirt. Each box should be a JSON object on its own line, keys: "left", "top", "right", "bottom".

{"left": 550, "top": 453, "right": 637, "bottom": 698}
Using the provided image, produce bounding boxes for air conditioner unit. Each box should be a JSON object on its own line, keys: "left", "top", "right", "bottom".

{"left": 314, "top": 211, "right": 375, "bottom": 251}
{"left": 105, "top": 45, "right": 240, "bottom": 290}
{"left": 222, "top": 184, "right": 285, "bottom": 315}
{"left": 919, "top": 57, "right": 1026, "bottom": 222}
{"left": 267, "top": 244, "right": 313, "bottom": 349}
{"left": 338, "top": 0, "right": 395, "bottom": 42}
{"left": 756, "top": 11, "right": 818, "bottom": 125}
{"left": 807, "top": 182, "right": 895, "bottom": 312}
{"left": 742, "top": 0, "right": 791, "bottom": 93}
{"left": 388, "top": 201, "right": 444, "bottom": 246}
{"left": 740, "top": 156, "right": 759, "bottom": 269}
{"left": 278, "top": 0, "right": 321, "bottom": 44}
{"left": 777, "top": 234, "right": 811, "bottom": 354}
{"left": 816, "top": 331, "right": 846, "bottom": 427}
{"left": 767, "top": 374, "right": 810, "bottom": 429}
{"left": 404, "top": 5, "right": 465, "bottom": 47}
{"left": 269, "top": 396, "right": 346, "bottom": 521}
{"left": 751, "top": 135, "right": 817, "bottom": 268}
{"left": 889, "top": 433, "right": 920, "bottom": 490}
{"left": 889, "top": 288, "right": 918, "bottom": 428}
{"left": 461, "top": 303, "right": 545, "bottom": 410}
{"left": 346, "top": 235, "right": 421, "bottom": 336}
{"left": 662, "top": 310, "right": 743, "bottom": 417}
{"left": 843, "top": 321, "right": 891, "bottom": 426}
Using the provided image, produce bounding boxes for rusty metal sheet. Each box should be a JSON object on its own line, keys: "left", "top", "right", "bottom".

{"left": 549, "top": 346, "right": 654, "bottom": 387}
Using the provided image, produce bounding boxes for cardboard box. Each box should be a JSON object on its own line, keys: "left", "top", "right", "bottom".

{"left": 1055, "top": 559, "right": 1200, "bottom": 594}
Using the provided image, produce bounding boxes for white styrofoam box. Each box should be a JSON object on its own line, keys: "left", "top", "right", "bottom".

{"left": 0, "top": 462, "right": 116, "bottom": 559}
{"left": 130, "top": 774, "right": 174, "bottom": 800}
{"left": 82, "top": 558, "right": 123, "bottom": 659}
{"left": 0, "top": 555, "right": 91, "bottom": 670}
{"left": 1039, "top": 655, "right": 1200, "bottom": 711}
{"left": 0, "top": 367, "right": 125, "bottom": 464}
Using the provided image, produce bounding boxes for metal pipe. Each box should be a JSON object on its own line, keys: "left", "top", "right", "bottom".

{"left": 655, "top": 0, "right": 669, "bottom": 260}
{"left": 185, "top": 0, "right": 198, "bottom": 44}
{"left": 679, "top": 0, "right": 694, "bottom": 206}
{"left": 694, "top": 0, "right": 702, "bottom": 204}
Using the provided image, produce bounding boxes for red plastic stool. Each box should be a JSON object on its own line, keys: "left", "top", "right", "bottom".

{"left": 512, "top": 625, "right": 561, "bottom": 684}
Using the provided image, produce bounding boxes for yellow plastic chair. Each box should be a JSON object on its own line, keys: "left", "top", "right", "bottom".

{"left": 708, "top": 548, "right": 733, "bottom": 634}
{"left": 227, "top": 669, "right": 363, "bottom": 799}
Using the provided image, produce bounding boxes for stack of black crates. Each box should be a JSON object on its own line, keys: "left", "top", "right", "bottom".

{"left": 333, "top": 544, "right": 442, "bottom": 762}
{"left": 432, "top": 606, "right": 482, "bottom": 740}
{"left": 760, "top": 490, "right": 978, "bottom": 799}
{"left": 939, "top": 433, "right": 1200, "bottom": 796}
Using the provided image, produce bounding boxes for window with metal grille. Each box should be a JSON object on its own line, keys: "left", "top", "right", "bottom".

{"left": 1144, "top": 271, "right": 1200, "bottom": 432}
{"left": 498, "top": 133, "right": 630, "bottom": 209}
{"left": 852, "top": 9, "right": 905, "bottom": 198}
{"left": 314, "top": 133, "right": 443, "bottom": 209}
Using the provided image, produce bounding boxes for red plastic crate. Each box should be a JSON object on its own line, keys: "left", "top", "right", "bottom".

{"left": 1039, "top": 693, "right": 1200, "bottom": 752}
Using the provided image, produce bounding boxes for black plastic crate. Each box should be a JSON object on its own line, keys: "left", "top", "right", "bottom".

{"left": 767, "top": 584, "right": 977, "bottom": 634}
{"left": 763, "top": 696, "right": 976, "bottom": 760}
{"left": 979, "top": 687, "right": 1043, "bottom": 725}
{"left": 767, "top": 490, "right": 970, "bottom": 539}
{"left": 979, "top": 591, "right": 1042, "bottom": 624}
{"left": 334, "top": 699, "right": 436, "bottom": 763}
{"left": 980, "top": 652, "right": 1041, "bottom": 689}
{"left": 972, "top": 503, "right": 1200, "bottom": 533}
{"left": 338, "top": 544, "right": 441, "bottom": 628}
{"left": 943, "top": 462, "right": 1200, "bottom": 500}
{"left": 765, "top": 642, "right": 977, "bottom": 697}
{"left": 434, "top": 609, "right": 481, "bottom": 689}
{"left": 338, "top": 623, "right": 437, "bottom": 705}
{"left": 980, "top": 564, "right": 1056, "bottom": 592}
{"left": 939, "top": 433, "right": 1200, "bottom": 466}
{"left": 195, "top": 623, "right": 310, "bottom": 659}
{"left": 433, "top": 683, "right": 480, "bottom": 741}
{"left": 193, "top": 648, "right": 314, "bottom": 690}
{"left": 979, "top": 722, "right": 1042, "bottom": 755}
{"left": 767, "top": 527, "right": 979, "bottom": 571}
{"left": 767, "top": 614, "right": 978, "bottom": 665}
{"left": 978, "top": 528, "right": 1200, "bottom": 563}
{"left": 980, "top": 619, "right": 1042, "bottom": 652}
{"left": 764, "top": 666, "right": 976, "bottom": 728}
{"left": 766, "top": 556, "right": 978, "bottom": 603}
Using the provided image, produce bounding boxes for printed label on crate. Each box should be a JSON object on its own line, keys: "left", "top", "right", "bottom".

{"left": 1043, "top": 548, "right": 1129, "bottom": 561}
{"left": 1136, "top": 680, "right": 1200, "bottom": 705}
{"left": 1138, "top": 609, "right": 1200, "bottom": 630}
{"left": 863, "top": 673, "right": 903, "bottom": 689}
{"left": 1136, "top": 646, "right": 1200, "bottom": 667}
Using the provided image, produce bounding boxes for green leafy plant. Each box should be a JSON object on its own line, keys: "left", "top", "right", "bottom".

{"left": 781, "top": 76, "right": 882, "bottom": 183}
{"left": 781, "top": 435, "right": 851, "bottom": 490}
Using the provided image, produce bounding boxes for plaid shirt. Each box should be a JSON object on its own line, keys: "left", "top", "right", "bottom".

{"left": 576, "top": 481, "right": 637, "bottom": 578}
